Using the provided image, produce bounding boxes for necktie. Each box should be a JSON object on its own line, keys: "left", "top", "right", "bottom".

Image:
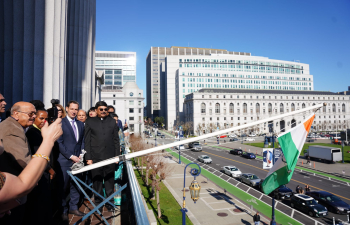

{"left": 71, "top": 120, "right": 78, "bottom": 141}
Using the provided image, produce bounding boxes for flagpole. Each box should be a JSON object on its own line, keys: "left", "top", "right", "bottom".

{"left": 271, "top": 133, "right": 276, "bottom": 225}
{"left": 72, "top": 103, "right": 326, "bottom": 175}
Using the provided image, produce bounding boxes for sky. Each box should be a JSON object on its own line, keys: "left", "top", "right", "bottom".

{"left": 96, "top": 0, "right": 350, "bottom": 102}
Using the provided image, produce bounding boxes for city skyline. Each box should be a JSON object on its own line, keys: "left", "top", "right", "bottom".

{"left": 96, "top": 0, "right": 350, "bottom": 103}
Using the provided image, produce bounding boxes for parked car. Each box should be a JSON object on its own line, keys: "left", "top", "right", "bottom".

{"left": 229, "top": 138, "right": 239, "bottom": 142}
{"left": 306, "top": 191, "right": 350, "bottom": 214}
{"left": 290, "top": 194, "right": 328, "bottom": 217}
{"left": 241, "top": 152, "right": 256, "bottom": 159}
{"left": 269, "top": 185, "right": 293, "bottom": 200}
{"left": 223, "top": 166, "right": 242, "bottom": 177}
{"left": 228, "top": 134, "right": 237, "bottom": 138}
{"left": 198, "top": 155, "right": 212, "bottom": 164}
{"left": 240, "top": 134, "right": 248, "bottom": 137}
{"left": 160, "top": 134, "right": 165, "bottom": 138}
{"left": 175, "top": 144, "right": 185, "bottom": 150}
{"left": 189, "top": 142, "right": 202, "bottom": 152}
{"left": 306, "top": 139, "right": 314, "bottom": 142}
{"left": 219, "top": 135, "right": 227, "bottom": 138}
{"left": 244, "top": 138, "right": 255, "bottom": 141}
{"left": 157, "top": 132, "right": 162, "bottom": 136}
{"left": 149, "top": 134, "right": 153, "bottom": 138}
{"left": 249, "top": 134, "right": 256, "bottom": 137}
{"left": 230, "top": 149, "right": 243, "bottom": 155}
{"left": 239, "top": 173, "right": 261, "bottom": 187}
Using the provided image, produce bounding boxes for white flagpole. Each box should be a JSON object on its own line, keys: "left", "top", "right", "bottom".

{"left": 72, "top": 103, "right": 325, "bottom": 174}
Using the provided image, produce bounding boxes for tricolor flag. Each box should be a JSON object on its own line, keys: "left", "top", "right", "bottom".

{"left": 261, "top": 114, "right": 315, "bottom": 195}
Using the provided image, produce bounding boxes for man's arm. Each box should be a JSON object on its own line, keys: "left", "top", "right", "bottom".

{"left": 113, "top": 122, "right": 120, "bottom": 156}
{"left": 84, "top": 122, "right": 92, "bottom": 161}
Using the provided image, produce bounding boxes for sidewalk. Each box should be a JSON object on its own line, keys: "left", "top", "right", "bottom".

{"left": 161, "top": 155, "right": 270, "bottom": 225}
{"left": 220, "top": 141, "right": 350, "bottom": 179}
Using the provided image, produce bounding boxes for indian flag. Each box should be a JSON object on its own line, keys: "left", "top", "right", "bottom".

{"left": 261, "top": 114, "right": 315, "bottom": 195}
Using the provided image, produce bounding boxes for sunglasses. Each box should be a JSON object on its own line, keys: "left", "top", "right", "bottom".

{"left": 17, "top": 111, "right": 36, "bottom": 117}
{"left": 0, "top": 99, "right": 5, "bottom": 103}
{"left": 99, "top": 108, "right": 108, "bottom": 112}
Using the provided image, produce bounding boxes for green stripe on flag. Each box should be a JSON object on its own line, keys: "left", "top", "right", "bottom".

{"left": 278, "top": 132, "right": 299, "bottom": 171}
{"left": 262, "top": 165, "right": 289, "bottom": 195}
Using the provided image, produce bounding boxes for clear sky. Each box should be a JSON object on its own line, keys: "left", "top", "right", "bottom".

{"left": 96, "top": 0, "right": 350, "bottom": 101}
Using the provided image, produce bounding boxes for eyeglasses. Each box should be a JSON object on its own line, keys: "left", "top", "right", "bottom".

{"left": 17, "top": 111, "right": 36, "bottom": 117}
{"left": 99, "top": 108, "right": 108, "bottom": 112}
{"left": 0, "top": 99, "right": 5, "bottom": 103}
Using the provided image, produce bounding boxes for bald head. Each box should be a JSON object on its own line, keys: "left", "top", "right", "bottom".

{"left": 77, "top": 109, "right": 87, "bottom": 123}
{"left": 11, "top": 102, "right": 36, "bottom": 128}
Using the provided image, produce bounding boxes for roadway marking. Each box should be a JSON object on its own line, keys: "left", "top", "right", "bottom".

{"left": 202, "top": 150, "right": 350, "bottom": 202}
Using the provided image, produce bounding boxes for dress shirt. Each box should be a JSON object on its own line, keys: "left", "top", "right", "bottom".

{"left": 66, "top": 116, "right": 79, "bottom": 159}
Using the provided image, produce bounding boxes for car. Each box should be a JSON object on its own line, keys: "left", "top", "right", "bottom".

{"left": 306, "top": 139, "right": 314, "bottom": 142}
{"left": 241, "top": 152, "right": 256, "bottom": 159}
{"left": 230, "top": 149, "right": 243, "bottom": 155}
{"left": 189, "top": 142, "right": 202, "bottom": 151}
{"left": 249, "top": 134, "right": 256, "bottom": 137}
{"left": 149, "top": 134, "right": 153, "bottom": 138}
{"left": 239, "top": 173, "right": 261, "bottom": 187}
{"left": 306, "top": 191, "right": 350, "bottom": 214}
{"left": 219, "top": 135, "right": 227, "bottom": 138}
{"left": 157, "top": 132, "right": 162, "bottom": 136}
{"left": 228, "top": 134, "right": 237, "bottom": 138}
{"left": 160, "top": 134, "right": 165, "bottom": 138}
{"left": 290, "top": 194, "right": 328, "bottom": 217}
{"left": 198, "top": 155, "right": 212, "bottom": 164}
{"left": 229, "top": 138, "right": 239, "bottom": 142}
{"left": 270, "top": 185, "right": 293, "bottom": 200}
{"left": 240, "top": 134, "right": 248, "bottom": 137}
{"left": 223, "top": 166, "right": 242, "bottom": 177}
{"left": 175, "top": 144, "right": 185, "bottom": 150}
{"left": 244, "top": 138, "right": 255, "bottom": 141}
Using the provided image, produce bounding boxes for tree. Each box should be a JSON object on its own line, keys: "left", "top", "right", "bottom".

{"left": 196, "top": 123, "right": 203, "bottom": 136}
{"left": 150, "top": 156, "right": 172, "bottom": 218}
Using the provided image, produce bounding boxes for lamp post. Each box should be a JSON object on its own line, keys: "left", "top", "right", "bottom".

{"left": 178, "top": 127, "right": 182, "bottom": 164}
{"left": 181, "top": 163, "right": 201, "bottom": 225}
{"left": 268, "top": 122, "right": 276, "bottom": 225}
{"left": 155, "top": 128, "right": 158, "bottom": 147}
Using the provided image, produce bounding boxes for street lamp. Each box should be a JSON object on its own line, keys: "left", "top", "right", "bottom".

{"left": 181, "top": 163, "right": 201, "bottom": 225}
{"left": 268, "top": 122, "right": 276, "bottom": 225}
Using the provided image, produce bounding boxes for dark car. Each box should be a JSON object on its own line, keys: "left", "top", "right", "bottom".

{"left": 241, "top": 152, "right": 256, "bottom": 159}
{"left": 291, "top": 194, "right": 328, "bottom": 217}
{"left": 240, "top": 134, "right": 248, "bottom": 137}
{"left": 270, "top": 185, "right": 293, "bottom": 200}
{"left": 306, "top": 139, "right": 314, "bottom": 142}
{"left": 230, "top": 149, "right": 243, "bottom": 155}
{"left": 229, "top": 138, "right": 239, "bottom": 142}
{"left": 160, "top": 134, "right": 165, "bottom": 138}
{"left": 306, "top": 191, "right": 350, "bottom": 214}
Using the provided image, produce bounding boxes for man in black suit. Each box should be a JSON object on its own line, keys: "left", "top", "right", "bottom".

{"left": 85, "top": 101, "right": 120, "bottom": 212}
{"left": 56, "top": 100, "right": 85, "bottom": 221}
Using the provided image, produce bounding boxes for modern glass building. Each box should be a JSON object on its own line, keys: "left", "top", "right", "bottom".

{"left": 96, "top": 51, "right": 136, "bottom": 90}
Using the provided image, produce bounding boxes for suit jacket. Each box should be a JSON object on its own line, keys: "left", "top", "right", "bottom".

{"left": 0, "top": 117, "right": 31, "bottom": 176}
{"left": 84, "top": 116, "right": 120, "bottom": 161}
{"left": 57, "top": 117, "right": 85, "bottom": 167}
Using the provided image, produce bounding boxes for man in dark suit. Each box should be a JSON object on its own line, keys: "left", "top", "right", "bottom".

{"left": 85, "top": 101, "right": 120, "bottom": 212}
{"left": 0, "top": 93, "right": 6, "bottom": 122}
{"left": 56, "top": 100, "right": 85, "bottom": 221}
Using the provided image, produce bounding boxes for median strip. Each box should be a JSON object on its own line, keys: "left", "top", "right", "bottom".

{"left": 166, "top": 148, "right": 303, "bottom": 225}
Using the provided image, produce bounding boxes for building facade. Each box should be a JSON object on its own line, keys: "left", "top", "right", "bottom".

{"left": 183, "top": 89, "right": 350, "bottom": 136}
{"left": 0, "top": 0, "right": 96, "bottom": 110}
{"left": 160, "top": 51, "right": 313, "bottom": 130}
{"left": 95, "top": 51, "right": 136, "bottom": 90}
{"left": 146, "top": 46, "right": 250, "bottom": 118}
{"left": 101, "top": 82, "right": 144, "bottom": 134}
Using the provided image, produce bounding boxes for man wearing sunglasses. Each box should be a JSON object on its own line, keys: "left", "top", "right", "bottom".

{"left": 84, "top": 101, "right": 120, "bottom": 212}
{"left": 0, "top": 93, "right": 7, "bottom": 122}
{"left": 0, "top": 101, "right": 36, "bottom": 224}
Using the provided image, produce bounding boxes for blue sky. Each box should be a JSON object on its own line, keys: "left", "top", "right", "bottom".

{"left": 96, "top": 0, "right": 350, "bottom": 101}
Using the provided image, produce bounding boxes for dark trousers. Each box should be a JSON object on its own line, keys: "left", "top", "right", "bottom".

{"left": 23, "top": 172, "right": 52, "bottom": 225}
{"left": 0, "top": 204, "right": 25, "bottom": 225}
{"left": 91, "top": 163, "right": 115, "bottom": 205}
{"left": 56, "top": 165, "right": 81, "bottom": 213}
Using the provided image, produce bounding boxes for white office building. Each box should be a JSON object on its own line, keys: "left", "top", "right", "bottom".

{"left": 183, "top": 89, "right": 350, "bottom": 136}
{"left": 160, "top": 51, "right": 313, "bottom": 130}
{"left": 101, "top": 82, "right": 144, "bottom": 134}
{"left": 96, "top": 51, "right": 136, "bottom": 90}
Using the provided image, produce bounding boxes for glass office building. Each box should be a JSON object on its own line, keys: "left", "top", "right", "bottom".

{"left": 96, "top": 51, "right": 136, "bottom": 89}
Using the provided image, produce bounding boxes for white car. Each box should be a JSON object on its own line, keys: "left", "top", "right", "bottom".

{"left": 149, "top": 134, "right": 153, "bottom": 138}
{"left": 198, "top": 155, "right": 212, "bottom": 164}
{"left": 228, "top": 134, "right": 237, "bottom": 138}
{"left": 223, "top": 166, "right": 242, "bottom": 177}
{"left": 175, "top": 144, "right": 185, "bottom": 150}
{"left": 249, "top": 134, "right": 256, "bottom": 137}
{"left": 244, "top": 138, "right": 255, "bottom": 141}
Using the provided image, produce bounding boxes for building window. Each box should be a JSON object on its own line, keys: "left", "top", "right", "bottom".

{"left": 229, "top": 103, "right": 234, "bottom": 114}
{"left": 280, "top": 103, "right": 284, "bottom": 113}
{"left": 113, "top": 100, "right": 116, "bottom": 105}
{"left": 129, "top": 117, "right": 134, "bottom": 121}
{"left": 201, "top": 103, "right": 206, "bottom": 114}
{"left": 302, "top": 103, "right": 305, "bottom": 109}
{"left": 209, "top": 109, "right": 212, "bottom": 114}
{"left": 231, "top": 117, "right": 233, "bottom": 120}
{"left": 216, "top": 95, "right": 219, "bottom": 98}
{"left": 139, "top": 108, "right": 141, "bottom": 113}
{"left": 256, "top": 103, "right": 260, "bottom": 113}
{"left": 129, "top": 100, "right": 134, "bottom": 105}
{"left": 202, "top": 117, "right": 205, "bottom": 121}
{"left": 251, "top": 117, "right": 253, "bottom": 120}
{"left": 243, "top": 103, "right": 247, "bottom": 113}
{"left": 217, "top": 117, "right": 219, "bottom": 120}
{"left": 268, "top": 103, "right": 272, "bottom": 113}
{"left": 244, "top": 117, "right": 246, "bottom": 120}
{"left": 215, "top": 103, "right": 220, "bottom": 113}
{"left": 238, "top": 117, "right": 240, "bottom": 120}
{"left": 138, "top": 101, "right": 141, "bottom": 106}
{"left": 210, "top": 117, "right": 212, "bottom": 121}
{"left": 129, "top": 108, "right": 134, "bottom": 113}
{"left": 342, "top": 104, "right": 346, "bottom": 112}
{"left": 291, "top": 103, "right": 295, "bottom": 111}
{"left": 224, "top": 117, "right": 226, "bottom": 120}
{"left": 202, "top": 95, "right": 204, "bottom": 98}
{"left": 209, "top": 95, "right": 212, "bottom": 98}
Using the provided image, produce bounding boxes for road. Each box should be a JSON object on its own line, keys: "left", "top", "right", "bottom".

{"left": 154, "top": 131, "right": 350, "bottom": 224}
